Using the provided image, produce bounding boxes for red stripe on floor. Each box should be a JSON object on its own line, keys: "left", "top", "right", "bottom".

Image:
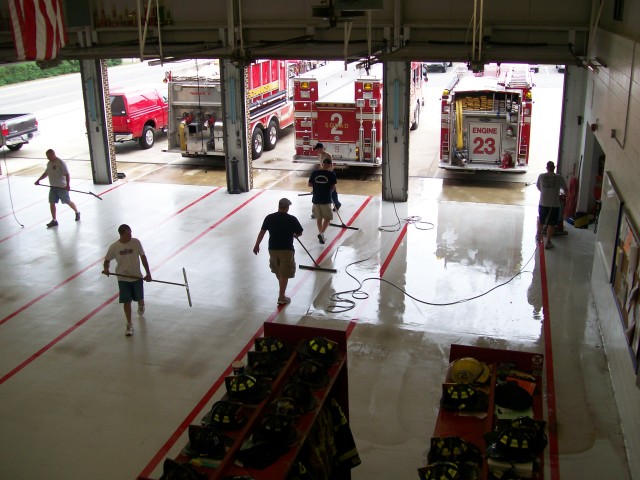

{"left": 538, "top": 244, "right": 560, "bottom": 480}
{"left": 0, "top": 259, "right": 103, "bottom": 327}
{"left": 0, "top": 294, "right": 118, "bottom": 385}
{"left": 288, "top": 196, "right": 373, "bottom": 297}
{"left": 138, "top": 195, "right": 379, "bottom": 478}
{"left": 381, "top": 223, "right": 408, "bottom": 276}
{"left": 0, "top": 179, "right": 93, "bottom": 220}
{"left": 0, "top": 188, "right": 252, "bottom": 386}
{"left": 0, "top": 187, "right": 221, "bottom": 327}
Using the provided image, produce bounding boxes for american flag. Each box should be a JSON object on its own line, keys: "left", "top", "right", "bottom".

{"left": 8, "top": 0, "right": 67, "bottom": 61}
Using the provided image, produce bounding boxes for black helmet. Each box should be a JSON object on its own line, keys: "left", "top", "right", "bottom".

{"left": 225, "top": 374, "right": 269, "bottom": 402}
{"left": 495, "top": 381, "right": 533, "bottom": 411}
{"left": 270, "top": 396, "right": 300, "bottom": 417}
{"left": 292, "top": 359, "right": 329, "bottom": 388}
{"left": 418, "top": 461, "right": 478, "bottom": 480}
{"left": 254, "top": 413, "right": 297, "bottom": 445}
{"left": 297, "top": 336, "right": 339, "bottom": 365}
{"left": 245, "top": 351, "right": 282, "bottom": 378}
{"left": 254, "top": 336, "right": 290, "bottom": 360}
{"left": 427, "top": 436, "right": 483, "bottom": 465}
{"left": 488, "top": 468, "right": 521, "bottom": 480}
{"left": 184, "top": 424, "right": 226, "bottom": 459}
{"left": 441, "top": 383, "right": 475, "bottom": 410}
{"left": 486, "top": 416, "right": 547, "bottom": 462}
{"left": 441, "top": 382, "right": 489, "bottom": 412}
{"left": 159, "top": 458, "right": 208, "bottom": 480}
{"left": 282, "top": 381, "right": 317, "bottom": 412}
{"left": 202, "top": 400, "right": 245, "bottom": 430}
{"left": 417, "top": 461, "right": 460, "bottom": 480}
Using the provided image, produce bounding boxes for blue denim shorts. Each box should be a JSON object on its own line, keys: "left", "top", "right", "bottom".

{"left": 118, "top": 280, "right": 144, "bottom": 303}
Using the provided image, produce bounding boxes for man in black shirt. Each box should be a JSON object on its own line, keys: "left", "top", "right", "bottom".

{"left": 308, "top": 158, "right": 337, "bottom": 244}
{"left": 253, "top": 198, "right": 304, "bottom": 305}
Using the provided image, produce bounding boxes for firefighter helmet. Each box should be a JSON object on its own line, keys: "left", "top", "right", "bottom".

{"left": 448, "top": 357, "right": 490, "bottom": 384}
{"left": 185, "top": 424, "right": 226, "bottom": 459}
{"left": 494, "top": 381, "right": 533, "bottom": 410}
{"left": 270, "top": 396, "right": 300, "bottom": 417}
{"left": 293, "top": 359, "right": 329, "bottom": 388}
{"left": 427, "top": 437, "right": 483, "bottom": 465}
{"left": 255, "top": 413, "right": 297, "bottom": 445}
{"left": 442, "top": 383, "right": 476, "bottom": 409}
{"left": 282, "top": 381, "right": 318, "bottom": 412}
{"left": 298, "top": 336, "right": 339, "bottom": 365}
{"left": 225, "top": 374, "right": 269, "bottom": 402}
{"left": 486, "top": 425, "right": 537, "bottom": 463}
{"left": 254, "top": 336, "right": 290, "bottom": 360}
{"left": 441, "top": 382, "right": 489, "bottom": 412}
{"left": 245, "top": 351, "right": 281, "bottom": 378}
{"left": 160, "top": 458, "right": 207, "bottom": 480}
{"left": 202, "top": 400, "right": 245, "bottom": 430}
{"left": 417, "top": 461, "right": 460, "bottom": 480}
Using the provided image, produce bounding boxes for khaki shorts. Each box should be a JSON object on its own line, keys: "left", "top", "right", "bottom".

{"left": 312, "top": 203, "right": 333, "bottom": 220}
{"left": 269, "top": 250, "right": 296, "bottom": 278}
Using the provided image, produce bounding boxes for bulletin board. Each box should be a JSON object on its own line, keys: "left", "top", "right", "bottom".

{"left": 612, "top": 206, "right": 640, "bottom": 373}
{"left": 596, "top": 172, "right": 623, "bottom": 282}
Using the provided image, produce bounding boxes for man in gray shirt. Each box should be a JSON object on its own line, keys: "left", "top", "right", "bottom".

{"left": 536, "top": 161, "right": 568, "bottom": 249}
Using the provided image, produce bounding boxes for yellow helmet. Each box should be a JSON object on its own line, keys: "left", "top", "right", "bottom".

{"left": 448, "top": 357, "right": 490, "bottom": 384}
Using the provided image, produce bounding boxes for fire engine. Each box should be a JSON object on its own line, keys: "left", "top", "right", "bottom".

{"left": 166, "top": 59, "right": 314, "bottom": 159}
{"left": 439, "top": 63, "right": 534, "bottom": 172}
{"left": 293, "top": 61, "right": 425, "bottom": 166}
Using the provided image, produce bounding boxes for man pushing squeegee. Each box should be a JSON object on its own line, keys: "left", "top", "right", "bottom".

{"left": 102, "top": 224, "right": 192, "bottom": 337}
{"left": 254, "top": 198, "right": 337, "bottom": 307}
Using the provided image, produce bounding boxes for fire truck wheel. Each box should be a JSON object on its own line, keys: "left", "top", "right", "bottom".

{"left": 410, "top": 103, "right": 420, "bottom": 130}
{"left": 7, "top": 144, "right": 23, "bottom": 151}
{"left": 252, "top": 128, "right": 264, "bottom": 159}
{"left": 140, "top": 125, "right": 155, "bottom": 149}
{"left": 264, "top": 121, "right": 278, "bottom": 151}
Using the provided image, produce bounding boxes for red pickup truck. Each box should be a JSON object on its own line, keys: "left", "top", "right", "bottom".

{"left": 109, "top": 88, "right": 168, "bottom": 149}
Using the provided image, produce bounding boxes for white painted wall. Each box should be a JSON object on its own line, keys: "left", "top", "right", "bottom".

{"left": 587, "top": 27, "right": 640, "bottom": 479}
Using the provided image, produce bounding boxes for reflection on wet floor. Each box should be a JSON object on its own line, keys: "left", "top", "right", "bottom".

{"left": 0, "top": 153, "right": 630, "bottom": 480}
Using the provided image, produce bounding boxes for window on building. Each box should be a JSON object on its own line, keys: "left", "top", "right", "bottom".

{"left": 613, "top": 0, "right": 624, "bottom": 20}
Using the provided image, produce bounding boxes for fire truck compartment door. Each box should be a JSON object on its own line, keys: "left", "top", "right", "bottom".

{"left": 467, "top": 122, "right": 501, "bottom": 162}
{"left": 324, "top": 143, "right": 356, "bottom": 160}
{"left": 315, "top": 107, "right": 357, "bottom": 145}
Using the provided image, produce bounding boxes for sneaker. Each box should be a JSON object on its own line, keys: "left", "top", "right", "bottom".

{"left": 46, "top": 220, "right": 58, "bottom": 228}
{"left": 75, "top": 212, "right": 81, "bottom": 222}
{"left": 277, "top": 296, "right": 291, "bottom": 305}
{"left": 137, "top": 303, "right": 145, "bottom": 316}
{"left": 125, "top": 325, "right": 134, "bottom": 336}
{"left": 318, "top": 233, "right": 325, "bottom": 244}
{"left": 545, "top": 241, "right": 554, "bottom": 250}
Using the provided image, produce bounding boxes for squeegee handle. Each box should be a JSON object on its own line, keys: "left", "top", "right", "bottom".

{"left": 149, "top": 279, "right": 185, "bottom": 287}
{"left": 105, "top": 271, "right": 185, "bottom": 287}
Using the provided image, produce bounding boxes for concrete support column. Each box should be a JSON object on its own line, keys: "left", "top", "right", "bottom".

{"left": 220, "top": 59, "right": 251, "bottom": 193}
{"left": 382, "top": 61, "right": 410, "bottom": 202}
{"left": 80, "top": 59, "right": 116, "bottom": 184}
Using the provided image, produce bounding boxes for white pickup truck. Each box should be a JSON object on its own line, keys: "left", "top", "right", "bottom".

{"left": 0, "top": 113, "right": 39, "bottom": 151}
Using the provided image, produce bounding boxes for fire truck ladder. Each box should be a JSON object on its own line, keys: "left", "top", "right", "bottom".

{"left": 503, "top": 65, "right": 531, "bottom": 89}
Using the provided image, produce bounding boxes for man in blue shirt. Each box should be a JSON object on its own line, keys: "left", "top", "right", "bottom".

{"left": 308, "top": 158, "right": 337, "bottom": 244}
{"left": 253, "top": 198, "right": 304, "bottom": 305}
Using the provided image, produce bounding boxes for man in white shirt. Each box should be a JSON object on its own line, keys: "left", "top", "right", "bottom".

{"left": 34, "top": 149, "right": 81, "bottom": 228}
{"left": 536, "top": 161, "right": 568, "bottom": 249}
{"left": 103, "top": 224, "right": 152, "bottom": 336}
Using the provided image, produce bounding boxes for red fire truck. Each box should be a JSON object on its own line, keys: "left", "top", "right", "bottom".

{"left": 439, "top": 64, "right": 534, "bottom": 172}
{"left": 293, "top": 61, "right": 425, "bottom": 166}
{"left": 166, "top": 59, "right": 313, "bottom": 159}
